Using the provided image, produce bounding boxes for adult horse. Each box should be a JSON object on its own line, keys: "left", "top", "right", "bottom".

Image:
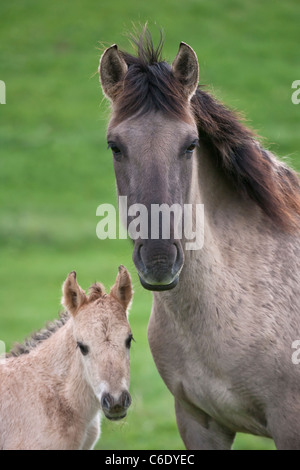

{"left": 99, "top": 30, "right": 300, "bottom": 449}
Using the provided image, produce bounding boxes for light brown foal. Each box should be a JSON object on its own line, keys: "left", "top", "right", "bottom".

{"left": 0, "top": 266, "right": 133, "bottom": 450}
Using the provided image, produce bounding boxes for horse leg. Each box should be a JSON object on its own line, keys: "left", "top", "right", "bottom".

{"left": 268, "top": 405, "right": 300, "bottom": 450}
{"left": 175, "top": 398, "right": 235, "bottom": 450}
{"left": 81, "top": 414, "right": 101, "bottom": 450}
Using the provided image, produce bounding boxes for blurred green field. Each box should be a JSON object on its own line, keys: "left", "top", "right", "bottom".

{"left": 1, "top": 0, "right": 300, "bottom": 450}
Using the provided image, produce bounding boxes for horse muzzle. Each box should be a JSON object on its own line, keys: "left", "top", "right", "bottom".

{"left": 101, "top": 390, "right": 132, "bottom": 420}
{"left": 133, "top": 240, "right": 184, "bottom": 291}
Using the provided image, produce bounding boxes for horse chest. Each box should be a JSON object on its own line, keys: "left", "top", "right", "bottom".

{"left": 179, "top": 365, "right": 268, "bottom": 436}
{"left": 163, "top": 339, "right": 241, "bottom": 421}
{"left": 148, "top": 308, "right": 269, "bottom": 436}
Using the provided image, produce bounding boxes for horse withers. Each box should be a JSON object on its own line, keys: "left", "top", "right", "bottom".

{"left": 99, "top": 29, "right": 300, "bottom": 449}
{"left": 0, "top": 266, "right": 133, "bottom": 450}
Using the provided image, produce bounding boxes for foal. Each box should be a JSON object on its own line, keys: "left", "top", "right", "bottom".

{"left": 0, "top": 266, "right": 133, "bottom": 450}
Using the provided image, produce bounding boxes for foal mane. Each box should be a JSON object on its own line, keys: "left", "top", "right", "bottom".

{"left": 114, "top": 29, "right": 300, "bottom": 231}
{"left": 7, "top": 311, "right": 70, "bottom": 358}
{"left": 7, "top": 283, "right": 106, "bottom": 358}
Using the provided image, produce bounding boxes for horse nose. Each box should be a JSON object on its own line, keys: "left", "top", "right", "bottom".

{"left": 101, "top": 392, "right": 114, "bottom": 412}
{"left": 119, "top": 390, "right": 131, "bottom": 409}
{"left": 101, "top": 391, "right": 131, "bottom": 420}
{"left": 133, "top": 239, "right": 184, "bottom": 291}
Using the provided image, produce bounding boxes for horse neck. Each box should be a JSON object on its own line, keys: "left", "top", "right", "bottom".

{"left": 33, "top": 321, "right": 98, "bottom": 418}
{"left": 190, "top": 144, "right": 235, "bottom": 219}
{"left": 188, "top": 141, "right": 263, "bottom": 243}
{"left": 167, "top": 142, "right": 263, "bottom": 299}
{"left": 185, "top": 143, "right": 229, "bottom": 253}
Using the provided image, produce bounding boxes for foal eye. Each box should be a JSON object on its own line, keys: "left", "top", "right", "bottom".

{"left": 77, "top": 341, "right": 89, "bottom": 356}
{"left": 125, "top": 334, "right": 134, "bottom": 349}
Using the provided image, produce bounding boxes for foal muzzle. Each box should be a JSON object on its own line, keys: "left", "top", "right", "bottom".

{"left": 101, "top": 391, "right": 132, "bottom": 420}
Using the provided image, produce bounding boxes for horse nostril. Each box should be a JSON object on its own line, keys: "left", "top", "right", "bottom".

{"left": 137, "top": 243, "right": 144, "bottom": 265}
{"left": 173, "top": 241, "right": 184, "bottom": 272}
{"left": 121, "top": 391, "right": 131, "bottom": 409}
{"left": 101, "top": 393, "right": 114, "bottom": 411}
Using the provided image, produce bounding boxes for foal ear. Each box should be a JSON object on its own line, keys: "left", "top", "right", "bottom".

{"left": 61, "top": 271, "right": 87, "bottom": 316}
{"left": 172, "top": 42, "right": 199, "bottom": 100}
{"left": 99, "top": 44, "right": 128, "bottom": 102}
{"left": 110, "top": 265, "right": 133, "bottom": 314}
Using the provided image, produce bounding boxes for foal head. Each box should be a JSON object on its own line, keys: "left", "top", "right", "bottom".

{"left": 99, "top": 36, "right": 199, "bottom": 291}
{"left": 61, "top": 267, "right": 133, "bottom": 420}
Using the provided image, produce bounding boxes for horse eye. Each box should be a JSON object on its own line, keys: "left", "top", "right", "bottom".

{"left": 111, "top": 145, "right": 121, "bottom": 154}
{"left": 107, "top": 142, "right": 122, "bottom": 161}
{"left": 185, "top": 139, "right": 199, "bottom": 156}
{"left": 125, "top": 334, "right": 134, "bottom": 349}
{"left": 77, "top": 341, "right": 89, "bottom": 356}
{"left": 186, "top": 143, "right": 196, "bottom": 153}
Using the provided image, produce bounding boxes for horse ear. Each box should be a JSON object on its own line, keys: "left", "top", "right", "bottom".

{"left": 110, "top": 265, "right": 133, "bottom": 314}
{"left": 99, "top": 44, "right": 128, "bottom": 102}
{"left": 172, "top": 42, "right": 199, "bottom": 100}
{"left": 61, "top": 271, "right": 87, "bottom": 316}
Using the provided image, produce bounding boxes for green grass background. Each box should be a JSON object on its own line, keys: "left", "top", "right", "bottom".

{"left": 1, "top": 0, "right": 300, "bottom": 450}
